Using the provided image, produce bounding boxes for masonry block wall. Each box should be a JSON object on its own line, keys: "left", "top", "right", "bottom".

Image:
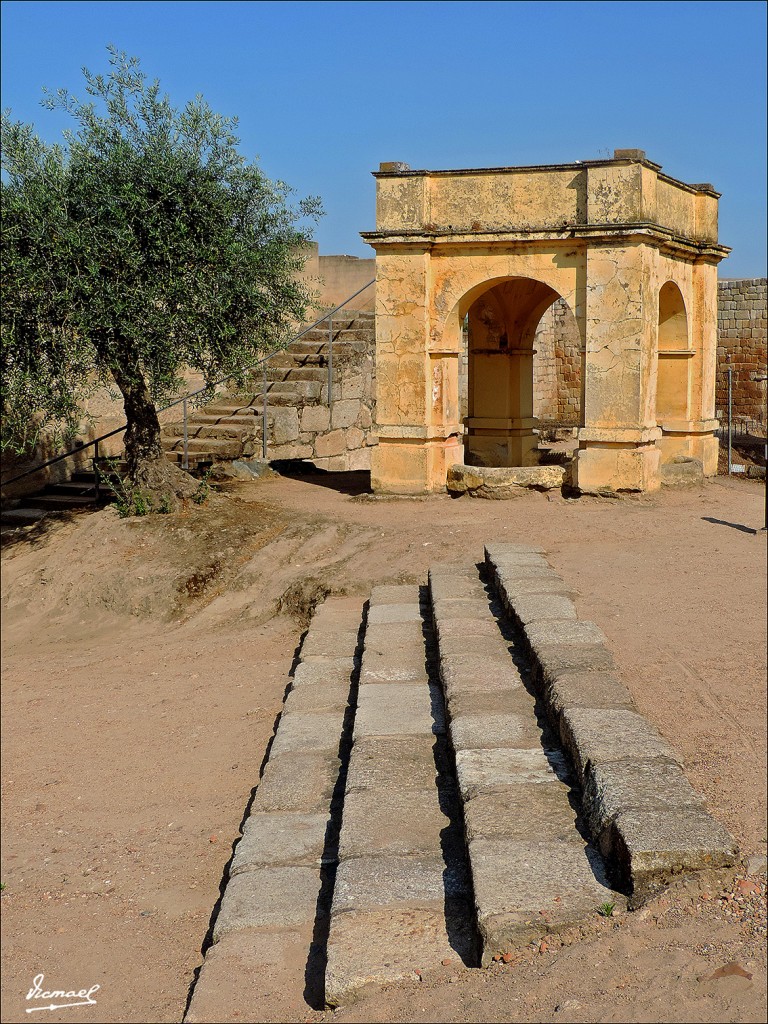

{"left": 715, "top": 279, "right": 767, "bottom": 428}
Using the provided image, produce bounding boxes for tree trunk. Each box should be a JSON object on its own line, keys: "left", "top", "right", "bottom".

{"left": 111, "top": 360, "right": 197, "bottom": 507}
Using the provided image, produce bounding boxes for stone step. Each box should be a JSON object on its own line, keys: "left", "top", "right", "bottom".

{"left": 325, "top": 584, "right": 478, "bottom": 1006}
{"left": 162, "top": 419, "right": 259, "bottom": 441}
{"left": 162, "top": 436, "right": 241, "bottom": 455}
{"left": 185, "top": 598, "right": 365, "bottom": 1023}
{"left": 482, "top": 542, "right": 738, "bottom": 906}
{"left": 429, "top": 559, "right": 623, "bottom": 965}
{"left": 266, "top": 366, "right": 327, "bottom": 383}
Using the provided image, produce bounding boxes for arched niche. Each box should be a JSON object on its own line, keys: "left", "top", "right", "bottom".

{"left": 656, "top": 281, "right": 692, "bottom": 427}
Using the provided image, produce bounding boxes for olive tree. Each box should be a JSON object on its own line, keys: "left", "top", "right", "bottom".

{"left": 1, "top": 47, "right": 322, "bottom": 504}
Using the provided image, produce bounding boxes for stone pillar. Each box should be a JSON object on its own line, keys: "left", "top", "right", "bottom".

{"left": 370, "top": 250, "right": 462, "bottom": 493}
{"left": 575, "top": 245, "right": 662, "bottom": 492}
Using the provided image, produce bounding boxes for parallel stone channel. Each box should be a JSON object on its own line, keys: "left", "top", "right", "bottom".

{"left": 325, "top": 584, "right": 478, "bottom": 1006}
{"left": 187, "top": 545, "right": 738, "bottom": 1018}
{"left": 429, "top": 559, "right": 622, "bottom": 965}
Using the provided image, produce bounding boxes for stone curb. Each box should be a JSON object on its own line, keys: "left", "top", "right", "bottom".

{"left": 185, "top": 597, "right": 364, "bottom": 1022}
{"left": 484, "top": 542, "right": 738, "bottom": 904}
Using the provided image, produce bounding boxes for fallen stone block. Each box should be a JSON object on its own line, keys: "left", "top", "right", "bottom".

{"left": 231, "top": 812, "right": 335, "bottom": 872}
{"left": 447, "top": 464, "right": 565, "bottom": 498}
{"left": 325, "top": 902, "right": 478, "bottom": 1007}
{"left": 559, "top": 707, "right": 680, "bottom": 783}
{"left": 213, "top": 865, "right": 328, "bottom": 939}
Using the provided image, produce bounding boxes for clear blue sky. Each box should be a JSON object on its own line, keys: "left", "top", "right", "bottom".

{"left": 2, "top": 0, "right": 766, "bottom": 276}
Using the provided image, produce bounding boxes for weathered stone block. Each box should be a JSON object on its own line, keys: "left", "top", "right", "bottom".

{"left": 332, "top": 853, "right": 469, "bottom": 913}
{"left": 354, "top": 682, "right": 445, "bottom": 739}
{"left": 315, "top": 429, "right": 347, "bottom": 457}
{"left": 469, "top": 839, "right": 619, "bottom": 962}
{"left": 230, "top": 812, "right": 334, "bottom": 872}
{"left": 300, "top": 629, "right": 360, "bottom": 660}
{"left": 370, "top": 583, "right": 423, "bottom": 605}
{"left": 455, "top": 747, "right": 572, "bottom": 800}
{"left": 331, "top": 399, "right": 361, "bottom": 429}
{"left": 325, "top": 903, "right": 478, "bottom": 1007}
{"left": 291, "top": 659, "right": 355, "bottom": 688}
{"left": 449, "top": 712, "right": 545, "bottom": 751}
{"left": 526, "top": 620, "right": 608, "bottom": 649}
{"left": 546, "top": 670, "right": 635, "bottom": 718}
{"left": 346, "top": 735, "right": 454, "bottom": 792}
{"left": 272, "top": 407, "right": 300, "bottom": 444}
{"left": 534, "top": 643, "right": 616, "bottom": 685}
{"left": 270, "top": 709, "right": 348, "bottom": 757}
{"left": 440, "top": 654, "right": 524, "bottom": 697}
{"left": 300, "top": 404, "right": 330, "bottom": 433}
{"left": 463, "top": 784, "right": 583, "bottom": 843}
{"left": 282, "top": 682, "right": 351, "bottom": 716}
{"left": 559, "top": 707, "right": 680, "bottom": 782}
{"left": 213, "top": 865, "right": 327, "bottom": 938}
{"left": 345, "top": 426, "right": 365, "bottom": 450}
{"left": 367, "top": 603, "right": 424, "bottom": 625}
{"left": 338, "top": 788, "right": 460, "bottom": 859}
{"left": 252, "top": 751, "right": 341, "bottom": 813}
{"left": 509, "top": 593, "right": 578, "bottom": 625}
{"left": 447, "top": 464, "right": 565, "bottom": 497}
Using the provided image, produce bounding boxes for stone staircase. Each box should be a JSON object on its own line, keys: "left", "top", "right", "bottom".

{"left": 161, "top": 310, "right": 376, "bottom": 472}
{"left": 185, "top": 544, "right": 738, "bottom": 1020}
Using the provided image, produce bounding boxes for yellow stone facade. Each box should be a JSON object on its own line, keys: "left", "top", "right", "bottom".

{"left": 362, "top": 152, "right": 729, "bottom": 494}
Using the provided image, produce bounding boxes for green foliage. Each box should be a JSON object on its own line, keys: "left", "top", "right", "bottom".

{"left": 597, "top": 901, "right": 616, "bottom": 917}
{"left": 98, "top": 456, "right": 169, "bottom": 517}
{"left": 1, "top": 46, "right": 322, "bottom": 464}
{"left": 191, "top": 468, "right": 213, "bottom": 506}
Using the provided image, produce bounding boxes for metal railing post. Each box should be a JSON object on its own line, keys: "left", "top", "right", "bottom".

{"left": 727, "top": 363, "right": 733, "bottom": 475}
{"left": 93, "top": 439, "right": 100, "bottom": 501}
{"left": 182, "top": 398, "right": 189, "bottom": 472}
{"left": 327, "top": 313, "right": 334, "bottom": 415}
{"left": 262, "top": 364, "right": 268, "bottom": 461}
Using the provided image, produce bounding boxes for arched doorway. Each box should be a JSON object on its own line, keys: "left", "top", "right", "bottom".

{"left": 463, "top": 278, "right": 578, "bottom": 467}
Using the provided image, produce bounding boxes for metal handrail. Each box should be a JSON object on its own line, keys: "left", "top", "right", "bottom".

{"left": 2, "top": 279, "right": 375, "bottom": 485}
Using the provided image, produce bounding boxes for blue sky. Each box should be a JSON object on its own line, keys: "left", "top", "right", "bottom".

{"left": 2, "top": 0, "right": 766, "bottom": 275}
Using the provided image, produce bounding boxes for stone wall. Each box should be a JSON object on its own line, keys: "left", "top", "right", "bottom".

{"left": 532, "top": 298, "right": 582, "bottom": 426}
{"left": 715, "top": 279, "right": 767, "bottom": 428}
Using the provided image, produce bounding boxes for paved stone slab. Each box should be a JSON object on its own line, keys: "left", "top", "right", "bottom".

{"left": 253, "top": 751, "right": 342, "bottom": 813}
{"left": 301, "top": 629, "right": 362, "bottom": 660}
{"left": 446, "top": 687, "right": 538, "bottom": 719}
{"left": 449, "top": 712, "right": 545, "bottom": 750}
{"left": 359, "top": 659, "right": 429, "bottom": 684}
{"left": 283, "top": 683, "right": 351, "bottom": 715}
{"left": 613, "top": 807, "right": 739, "bottom": 903}
{"left": 270, "top": 709, "right": 348, "bottom": 757}
{"left": 231, "top": 812, "right": 334, "bottom": 872}
{"left": 369, "top": 584, "right": 424, "bottom": 605}
{"left": 486, "top": 551, "right": 550, "bottom": 569}
{"left": 455, "top": 747, "right": 572, "bottom": 800}
{"left": 485, "top": 542, "right": 545, "bottom": 560}
{"left": 509, "top": 594, "right": 577, "bottom": 626}
{"left": 346, "top": 736, "right": 454, "bottom": 792}
{"left": 429, "top": 563, "right": 484, "bottom": 580}
{"left": 185, "top": 927, "right": 314, "bottom": 1024}
{"left": 495, "top": 564, "right": 562, "bottom": 588}
{"left": 213, "top": 866, "right": 328, "bottom": 938}
{"left": 292, "top": 659, "right": 356, "bottom": 688}
{"left": 495, "top": 575, "right": 578, "bottom": 601}
{"left": 533, "top": 643, "right": 616, "bottom": 686}
{"left": 353, "top": 683, "right": 445, "bottom": 739}
{"left": 364, "top": 620, "right": 428, "bottom": 651}
{"left": 332, "top": 854, "right": 470, "bottom": 912}
{"left": 338, "top": 788, "right": 461, "bottom": 859}
{"left": 469, "top": 838, "right": 620, "bottom": 962}
{"left": 325, "top": 903, "right": 478, "bottom": 1007}
{"left": 560, "top": 707, "right": 680, "bottom": 782}
{"left": 367, "top": 603, "right": 424, "bottom": 624}
{"left": 545, "top": 670, "right": 635, "bottom": 718}
{"left": 434, "top": 616, "right": 505, "bottom": 642}
{"left": 431, "top": 597, "right": 491, "bottom": 620}
{"left": 429, "top": 576, "right": 488, "bottom": 603}
{"left": 437, "top": 632, "right": 512, "bottom": 658}
{"left": 526, "top": 620, "right": 608, "bottom": 650}
{"left": 464, "top": 785, "right": 584, "bottom": 844}
{"left": 440, "top": 655, "right": 524, "bottom": 697}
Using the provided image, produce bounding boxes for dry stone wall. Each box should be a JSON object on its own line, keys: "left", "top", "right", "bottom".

{"left": 716, "top": 279, "right": 767, "bottom": 428}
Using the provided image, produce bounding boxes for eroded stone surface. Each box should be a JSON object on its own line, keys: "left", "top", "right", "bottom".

{"left": 559, "top": 707, "right": 680, "bottom": 781}
{"left": 455, "top": 747, "right": 572, "bottom": 799}
{"left": 463, "top": 785, "right": 584, "bottom": 844}
{"left": 545, "top": 670, "right": 635, "bottom": 717}
{"left": 332, "top": 854, "right": 469, "bottom": 913}
{"left": 338, "top": 788, "right": 460, "bottom": 859}
{"left": 449, "top": 712, "right": 544, "bottom": 751}
{"left": 231, "top": 812, "right": 334, "bottom": 872}
{"left": 253, "top": 752, "right": 342, "bottom": 813}
{"left": 213, "top": 866, "right": 327, "bottom": 938}
{"left": 354, "top": 682, "right": 445, "bottom": 738}
{"left": 345, "top": 736, "right": 453, "bottom": 792}
{"left": 447, "top": 464, "right": 566, "bottom": 497}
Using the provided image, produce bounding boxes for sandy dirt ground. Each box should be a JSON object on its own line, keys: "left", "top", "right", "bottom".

{"left": 1, "top": 470, "right": 766, "bottom": 1024}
